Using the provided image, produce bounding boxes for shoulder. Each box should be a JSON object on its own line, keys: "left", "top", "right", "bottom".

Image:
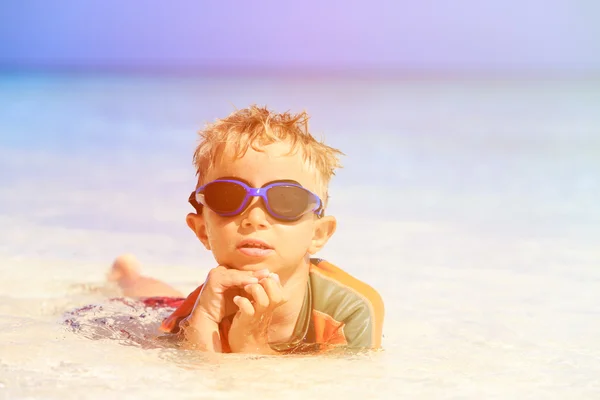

{"left": 309, "top": 258, "right": 384, "bottom": 317}
{"left": 309, "top": 258, "right": 384, "bottom": 348}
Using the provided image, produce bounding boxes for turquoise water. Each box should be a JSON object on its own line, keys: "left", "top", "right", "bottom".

{"left": 0, "top": 74, "right": 599, "bottom": 399}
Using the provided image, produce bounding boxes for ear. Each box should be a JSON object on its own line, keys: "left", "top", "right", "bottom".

{"left": 186, "top": 212, "right": 211, "bottom": 250}
{"left": 308, "top": 215, "right": 337, "bottom": 255}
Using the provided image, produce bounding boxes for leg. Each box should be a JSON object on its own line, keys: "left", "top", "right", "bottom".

{"left": 108, "top": 254, "right": 184, "bottom": 298}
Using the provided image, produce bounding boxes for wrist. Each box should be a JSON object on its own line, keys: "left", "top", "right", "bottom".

{"left": 188, "top": 306, "right": 221, "bottom": 326}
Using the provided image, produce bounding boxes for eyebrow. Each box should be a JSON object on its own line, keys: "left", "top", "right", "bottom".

{"left": 217, "top": 176, "right": 302, "bottom": 187}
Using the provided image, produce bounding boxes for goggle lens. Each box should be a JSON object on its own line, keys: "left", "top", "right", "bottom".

{"left": 266, "top": 185, "right": 314, "bottom": 218}
{"left": 203, "top": 181, "right": 247, "bottom": 214}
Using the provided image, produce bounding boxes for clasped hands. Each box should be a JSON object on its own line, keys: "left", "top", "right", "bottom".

{"left": 180, "top": 265, "right": 286, "bottom": 354}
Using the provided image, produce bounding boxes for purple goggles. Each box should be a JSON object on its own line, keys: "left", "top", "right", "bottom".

{"left": 188, "top": 178, "right": 324, "bottom": 221}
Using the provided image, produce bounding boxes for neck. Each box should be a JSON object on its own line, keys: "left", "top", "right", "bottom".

{"left": 268, "top": 258, "right": 311, "bottom": 343}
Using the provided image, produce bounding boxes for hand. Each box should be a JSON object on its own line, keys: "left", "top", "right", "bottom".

{"left": 181, "top": 266, "right": 270, "bottom": 351}
{"left": 228, "top": 273, "right": 287, "bottom": 354}
{"left": 191, "top": 266, "right": 271, "bottom": 325}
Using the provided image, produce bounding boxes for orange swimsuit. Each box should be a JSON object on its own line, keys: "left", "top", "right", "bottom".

{"left": 158, "top": 258, "right": 384, "bottom": 352}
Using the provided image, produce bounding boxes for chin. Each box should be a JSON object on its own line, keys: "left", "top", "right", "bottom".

{"left": 231, "top": 260, "right": 276, "bottom": 272}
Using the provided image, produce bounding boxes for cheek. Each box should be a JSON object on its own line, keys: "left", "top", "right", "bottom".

{"left": 204, "top": 215, "right": 232, "bottom": 247}
{"left": 281, "top": 222, "right": 314, "bottom": 249}
{"left": 205, "top": 225, "right": 238, "bottom": 265}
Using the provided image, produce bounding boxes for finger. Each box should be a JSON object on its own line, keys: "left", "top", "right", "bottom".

{"left": 269, "top": 272, "right": 281, "bottom": 285}
{"left": 244, "top": 283, "right": 270, "bottom": 313}
{"left": 233, "top": 295, "right": 255, "bottom": 318}
{"left": 208, "top": 266, "right": 259, "bottom": 290}
{"left": 252, "top": 269, "right": 271, "bottom": 280}
{"left": 260, "top": 274, "right": 284, "bottom": 307}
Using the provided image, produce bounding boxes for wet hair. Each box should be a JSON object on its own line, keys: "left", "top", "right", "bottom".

{"left": 192, "top": 105, "right": 343, "bottom": 206}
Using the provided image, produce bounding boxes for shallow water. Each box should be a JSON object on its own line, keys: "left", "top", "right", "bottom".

{"left": 0, "top": 74, "right": 599, "bottom": 399}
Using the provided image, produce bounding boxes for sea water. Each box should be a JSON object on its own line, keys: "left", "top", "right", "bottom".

{"left": 0, "top": 74, "right": 599, "bottom": 399}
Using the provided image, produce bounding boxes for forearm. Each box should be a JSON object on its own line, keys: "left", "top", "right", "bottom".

{"left": 179, "top": 314, "right": 222, "bottom": 352}
{"left": 229, "top": 342, "right": 280, "bottom": 355}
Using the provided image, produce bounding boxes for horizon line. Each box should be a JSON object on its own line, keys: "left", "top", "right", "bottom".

{"left": 1, "top": 64, "right": 599, "bottom": 81}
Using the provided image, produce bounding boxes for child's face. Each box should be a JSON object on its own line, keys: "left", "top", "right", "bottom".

{"left": 186, "top": 141, "right": 336, "bottom": 278}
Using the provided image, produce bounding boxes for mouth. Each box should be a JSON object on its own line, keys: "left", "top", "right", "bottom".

{"left": 237, "top": 238, "right": 274, "bottom": 257}
{"left": 237, "top": 238, "right": 273, "bottom": 250}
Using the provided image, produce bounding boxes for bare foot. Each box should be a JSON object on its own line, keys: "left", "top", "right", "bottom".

{"left": 108, "top": 254, "right": 184, "bottom": 298}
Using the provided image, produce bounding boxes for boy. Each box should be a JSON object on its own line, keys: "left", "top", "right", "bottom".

{"left": 110, "top": 105, "right": 384, "bottom": 354}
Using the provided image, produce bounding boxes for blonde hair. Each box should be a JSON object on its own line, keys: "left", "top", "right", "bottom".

{"left": 193, "top": 105, "right": 343, "bottom": 206}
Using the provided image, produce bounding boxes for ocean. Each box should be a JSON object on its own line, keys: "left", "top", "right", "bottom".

{"left": 0, "top": 74, "right": 599, "bottom": 399}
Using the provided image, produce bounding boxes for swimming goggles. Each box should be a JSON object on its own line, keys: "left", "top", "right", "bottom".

{"left": 188, "top": 178, "right": 324, "bottom": 221}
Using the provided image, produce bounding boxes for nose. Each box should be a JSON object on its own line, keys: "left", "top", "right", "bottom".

{"left": 241, "top": 197, "right": 270, "bottom": 228}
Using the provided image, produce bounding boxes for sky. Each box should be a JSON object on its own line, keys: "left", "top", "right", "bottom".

{"left": 0, "top": 0, "right": 599, "bottom": 74}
